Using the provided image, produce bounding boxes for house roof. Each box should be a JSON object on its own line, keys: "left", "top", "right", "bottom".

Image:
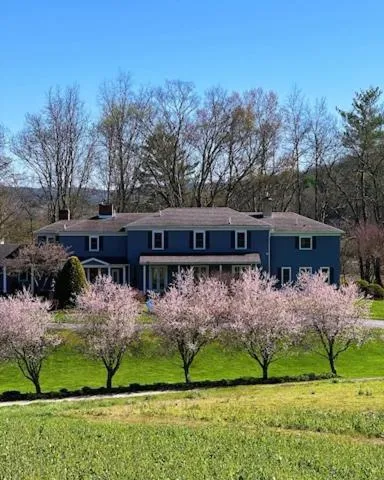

{"left": 126, "top": 208, "right": 269, "bottom": 228}
{"left": 35, "top": 208, "right": 343, "bottom": 235}
{"left": 0, "top": 243, "right": 20, "bottom": 266}
{"left": 139, "top": 253, "right": 261, "bottom": 265}
{"left": 246, "top": 212, "right": 344, "bottom": 234}
{"left": 35, "top": 213, "right": 148, "bottom": 234}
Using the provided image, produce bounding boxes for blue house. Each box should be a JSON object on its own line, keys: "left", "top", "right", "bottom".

{"left": 34, "top": 202, "right": 343, "bottom": 292}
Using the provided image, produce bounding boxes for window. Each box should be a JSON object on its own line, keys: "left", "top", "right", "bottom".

{"left": 111, "top": 268, "right": 120, "bottom": 284}
{"left": 235, "top": 230, "right": 247, "bottom": 249}
{"left": 232, "top": 265, "right": 250, "bottom": 275}
{"left": 89, "top": 236, "right": 99, "bottom": 252}
{"left": 299, "top": 267, "right": 312, "bottom": 275}
{"left": 281, "top": 267, "right": 291, "bottom": 285}
{"left": 319, "top": 267, "right": 330, "bottom": 283}
{"left": 18, "top": 271, "right": 29, "bottom": 282}
{"left": 193, "top": 231, "right": 206, "bottom": 250}
{"left": 37, "top": 235, "right": 55, "bottom": 244}
{"left": 299, "top": 236, "right": 313, "bottom": 250}
{"left": 194, "top": 265, "right": 209, "bottom": 278}
{"left": 152, "top": 231, "right": 164, "bottom": 250}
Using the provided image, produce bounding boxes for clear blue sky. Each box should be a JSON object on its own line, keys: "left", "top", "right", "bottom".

{"left": 1, "top": 0, "right": 383, "bottom": 132}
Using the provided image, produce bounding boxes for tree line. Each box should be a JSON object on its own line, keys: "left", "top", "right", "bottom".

{"left": 2, "top": 75, "right": 384, "bottom": 277}
{"left": 0, "top": 270, "right": 367, "bottom": 393}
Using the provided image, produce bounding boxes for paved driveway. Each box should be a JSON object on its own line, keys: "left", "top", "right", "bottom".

{"left": 49, "top": 319, "right": 384, "bottom": 331}
{"left": 363, "top": 319, "right": 384, "bottom": 329}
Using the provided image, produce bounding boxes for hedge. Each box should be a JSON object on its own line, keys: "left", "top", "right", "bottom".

{"left": 0, "top": 372, "right": 336, "bottom": 403}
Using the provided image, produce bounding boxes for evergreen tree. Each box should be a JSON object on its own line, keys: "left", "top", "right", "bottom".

{"left": 54, "top": 256, "right": 87, "bottom": 309}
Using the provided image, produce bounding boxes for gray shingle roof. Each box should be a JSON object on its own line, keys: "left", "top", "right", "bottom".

{"left": 35, "top": 209, "right": 343, "bottom": 235}
{"left": 247, "top": 212, "right": 344, "bottom": 234}
{"left": 0, "top": 244, "right": 20, "bottom": 266}
{"left": 35, "top": 213, "right": 148, "bottom": 234}
{"left": 126, "top": 208, "right": 269, "bottom": 228}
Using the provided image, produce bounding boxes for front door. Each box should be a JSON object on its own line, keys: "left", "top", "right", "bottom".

{"left": 150, "top": 266, "right": 167, "bottom": 291}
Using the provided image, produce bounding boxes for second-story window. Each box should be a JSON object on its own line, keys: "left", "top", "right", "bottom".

{"left": 235, "top": 230, "right": 247, "bottom": 249}
{"left": 89, "top": 236, "right": 99, "bottom": 252}
{"left": 193, "top": 231, "right": 206, "bottom": 250}
{"left": 152, "top": 230, "right": 164, "bottom": 250}
{"left": 299, "top": 236, "right": 313, "bottom": 250}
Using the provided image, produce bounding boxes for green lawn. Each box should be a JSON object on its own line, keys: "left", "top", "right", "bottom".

{"left": 0, "top": 380, "right": 383, "bottom": 479}
{"left": 371, "top": 299, "right": 384, "bottom": 319}
{"left": 0, "top": 329, "right": 383, "bottom": 394}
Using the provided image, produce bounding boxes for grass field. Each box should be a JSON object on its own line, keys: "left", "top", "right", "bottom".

{"left": 0, "top": 379, "right": 383, "bottom": 479}
{"left": 0, "top": 329, "right": 383, "bottom": 394}
{"left": 371, "top": 300, "right": 384, "bottom": 319}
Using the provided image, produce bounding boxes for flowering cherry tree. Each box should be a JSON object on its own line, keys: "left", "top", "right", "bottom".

{"left": 0, "top": 290, "right": 60, "bottom": 393}
{"left": 76, "top": 276, "right": 140, "bottom": 389}
{"left": 153, "top": 269, "right": 228, "bottom": 383}
{"left": 297, "top": 273, "right": 368, "bottom": 375}
{"left": 227, "top": 270, "right": 301, "bottom": 380}
{"left": 6, "top": 242, "right": 70, "bottom": 294}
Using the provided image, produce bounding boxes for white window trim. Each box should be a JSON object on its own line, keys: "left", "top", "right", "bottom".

{"left": 235, "top": 230, "right": 247, "bottom": 250}
{"left": 89, "top": 235, "right": 100, "bottom": 252}
{"left": 281, "top": 267, "right": 291, "bottom": 284}
{"left": 232, "top": 265, "right": 251, "bottom": 274}
{"left": 299, "top": 236, "right": 313, "bottom": 250}
{"left": 319, "top": 266, "right": 330, "bottom": 283}
{"left": 193, "top": 230, "right": 206, "bottom": 250}
{"left": 299, "top": 266, "right": 312, "bottom": 275}
{"left": 152, "top": 230, "right": 164, "bottom": 250}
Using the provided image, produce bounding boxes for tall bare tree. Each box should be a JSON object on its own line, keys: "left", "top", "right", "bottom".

{"left": 140, "top": 80, "right": 198, "bottom": 208}
{"left": 282, "top": 86, "right": 310, "bottom": 214}
{"left": 97, "top": 73, "right": 150, "bottom": 211}
{"left": 305, "top": 98, "right": 339, "bottom": 221}
{"left": 13, "top": 86, "right": 96, "bottom": 222}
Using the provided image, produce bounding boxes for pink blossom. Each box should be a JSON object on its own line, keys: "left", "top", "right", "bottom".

{"left": 297, "top": 272, "right": 368, "bottom": 375}
{"left": 226, "top": 269, "right": 301, "bottom": 380}
{"left": 152, "top": 269, "right": 228, "bottom": 383}
{"left": 76, "top": 275, "right": 140, "bottom": 389}
{"left": 0, "top": 290, "right": 60, "bottom": 393}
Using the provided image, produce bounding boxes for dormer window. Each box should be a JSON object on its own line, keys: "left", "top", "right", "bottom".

{"left": 193, "top": 231, "right": 206, "bottom": 250}
{"left": 152, "top": 231, "right": 164, "bottom": 250}
{"left": 89, "top": 236, "right": 99, "bottom": 252}
{"left": 235, "top": 230, "right": 247, "bottom": 250}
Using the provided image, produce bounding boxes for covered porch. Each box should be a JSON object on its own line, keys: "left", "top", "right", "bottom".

{"left": 80, "top": 258, "right": 129, "bottom": 284}
{"left": 139, "top": 253, "right": 260, "bottom": 292}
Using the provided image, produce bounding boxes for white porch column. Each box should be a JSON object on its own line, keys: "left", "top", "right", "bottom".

{"left": 30, "top": 266, "right": 35, "bottom": 295}
{"left": 177, "top": 265, "right": 181, "bottom": 274}
{"left": 219, "top": 264, "right": 222, "bottom": 275}
{"left": 143, "top": 265, "right": 146, "bottom": 292}
{"left": 122, "top": 266, "right": 126, "bottom": 285}
{"left": 107, "top": 267, "right": 111, "bottom": 277}
{"left": 2, "top": 266, "right": 6, "bottom": 294}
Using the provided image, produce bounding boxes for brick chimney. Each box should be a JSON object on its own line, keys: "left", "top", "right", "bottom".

{"left": 58, "top": 209, "right": 70, "bottom": 221}
{"left": 98, "top": 203, "right": 115, "bottom": 218}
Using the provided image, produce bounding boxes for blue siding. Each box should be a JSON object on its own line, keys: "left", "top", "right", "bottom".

{"left": 127, "top": 229, "right": 270, "bottom": 290}
{"left": 58, "top": 235, "right": 127, "bottom": 259}
{"left": 270, "top": 235, "right": 341, "bottom": 283}
{"left": 51, "top": 228, "right": 341, "bottom": 291}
